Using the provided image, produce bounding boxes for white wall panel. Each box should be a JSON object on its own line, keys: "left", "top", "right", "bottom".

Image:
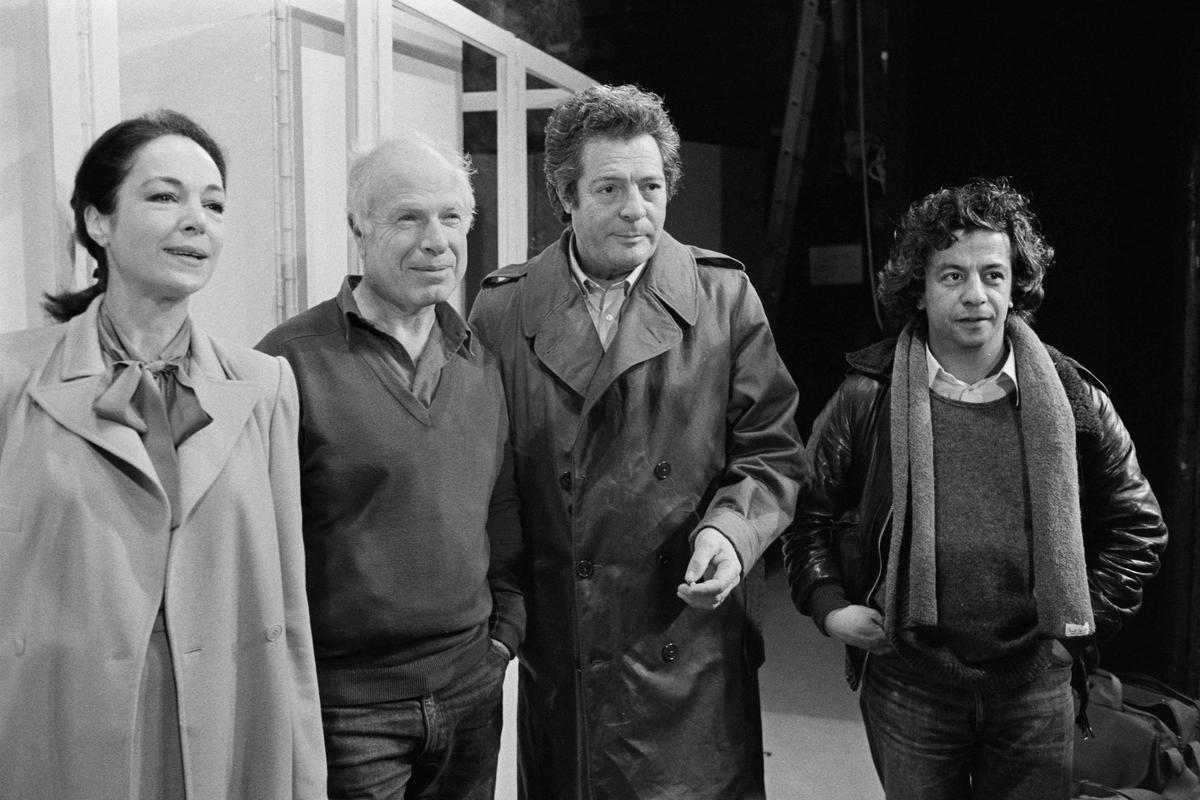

{"left": 392, "top": 7, "right": 463, "bottom": 310}
{"left": 118, "top": 0, "right": 279, "bottom": 346}
{"left": 300, "top": 40, "right": 349, "bottom": 306}
{"left": 1, "top": 1, "right": 63, "bottom": 332}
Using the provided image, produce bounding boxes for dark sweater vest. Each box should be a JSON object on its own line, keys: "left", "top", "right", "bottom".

{"left": 897, "top": 393, "right": 1049, "bottom": 690}
{"left": 258, "top": 296, "right": 510, "bottom": 703}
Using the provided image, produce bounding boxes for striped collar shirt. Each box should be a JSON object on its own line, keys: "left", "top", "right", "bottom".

{"left": 568, "top": 239, "right": 648, "bottom": 351}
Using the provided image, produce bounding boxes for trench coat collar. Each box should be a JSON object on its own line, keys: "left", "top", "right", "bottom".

{"left": 30, "top": 296, "right": 260, "bottom": 526}
{"left": 518, "top": 229, "right": 700, "bottom": 403}
{"left": 517, "top": 232, "right": 606, "bottom": 398}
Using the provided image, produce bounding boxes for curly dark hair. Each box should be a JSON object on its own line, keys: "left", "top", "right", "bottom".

{"left": 43, "top": 109, "right": 226, "bottom": 322}
{"left": 877, "top": 177, "right": 1054, "bottom": 326}
{"left": 543, "top": 84, "right": 682, "bottom": 222}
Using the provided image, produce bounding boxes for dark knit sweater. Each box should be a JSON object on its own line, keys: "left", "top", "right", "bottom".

{"left": 896, "top": 393, "right": 1049, "bottom": 690}
{"left": 256, "top": 278, "right": 523, "bottom": 703}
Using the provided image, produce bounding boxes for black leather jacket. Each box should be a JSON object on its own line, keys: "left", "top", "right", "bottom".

{"left": 782, "top": 337, "right": 1168, "bottom": 689}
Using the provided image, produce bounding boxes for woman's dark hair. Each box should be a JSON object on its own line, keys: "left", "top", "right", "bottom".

{"left": 877, "top": 177, "right": 1054, "bottom": 327}
{"left": 43, "top": 109, "right": 227, "bottom": 322}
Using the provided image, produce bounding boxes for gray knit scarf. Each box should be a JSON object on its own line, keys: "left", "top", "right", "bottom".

{"left": 883, "top": 317, "right": 1095, "bottom": 643}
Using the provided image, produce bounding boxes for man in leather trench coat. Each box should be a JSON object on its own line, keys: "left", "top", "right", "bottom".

{"left": 469, "top": 84, "right": 807, "bottom": 799}
{"left": 782, "top": 178, "right": 1167, "bottom": 800}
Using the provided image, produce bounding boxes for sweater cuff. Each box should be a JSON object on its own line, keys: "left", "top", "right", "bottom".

{"left": 488, "top": 591, "right": 524, "bottom": 660}
{"left": 489, "top": 621, "right": 519, "bottom": 661}
{"left": 808, "top": 583, "right": 851, "bottom": 636}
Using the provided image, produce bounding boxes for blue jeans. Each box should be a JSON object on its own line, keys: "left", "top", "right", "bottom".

{"left": 860, "top": 650, "right": 1074, "bottom": 800}
{"left": 322, "top": 646, "right": 509, "bottom": 800}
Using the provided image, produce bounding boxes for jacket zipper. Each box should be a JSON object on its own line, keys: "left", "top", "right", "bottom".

{"left": 861, "top": 505, "right": 893, "bottom": 676}
{"left": 865, "top": 505, "right": 891, "bottom": 608}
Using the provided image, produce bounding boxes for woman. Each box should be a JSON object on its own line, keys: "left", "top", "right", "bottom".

{"left": 0, "top": 110, "right": 326, "bottom": 799}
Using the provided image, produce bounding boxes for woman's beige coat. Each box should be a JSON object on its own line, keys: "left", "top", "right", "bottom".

{"left": 0, "top": 299, "right": 326, "bottom": 799}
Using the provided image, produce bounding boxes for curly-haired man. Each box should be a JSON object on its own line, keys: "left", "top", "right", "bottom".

{"left": 783, "top": 178, "right": 1167, "bottom": 799}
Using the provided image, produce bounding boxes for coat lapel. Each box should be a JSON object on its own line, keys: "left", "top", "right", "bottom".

{"left": 522, "top": 234, "right": 605, "bottom": 399}
{"left": 176, "top": 328, "right": 259, "bottom": 523}
{"left": 582, "top": 232, "right": 698, "bottom": 412}
{"left": 29, "top": 303, "right": 160, "bottom": 486}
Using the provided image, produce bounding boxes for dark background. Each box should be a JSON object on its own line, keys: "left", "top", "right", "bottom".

{"left": 460, "top": 0, "right": 1200, "bottom": 691}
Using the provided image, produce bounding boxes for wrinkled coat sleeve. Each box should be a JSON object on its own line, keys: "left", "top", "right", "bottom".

{"left": 696, "top": 275, "right": 807, "bottom": 574}
{"left": 486, "top": 391, "right": 525, "bottom": 657}
{"left": 782, "top": 374, "right": 897, "bottom": 633}
{"left": 1078, "top": 380, "right": 1167, "bottom": 642}
{"left": 777, "top": 376, "right": 864, "bottom": 623}
{"left": 267, "top": 356, "right": 328, "bottom": 797}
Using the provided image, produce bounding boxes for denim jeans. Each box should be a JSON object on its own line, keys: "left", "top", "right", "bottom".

{"left": 860, "top": 650, "right": 1074, "bottom": 800}
{"left": 322, "top": 645, "right": 509, "bottom": 800}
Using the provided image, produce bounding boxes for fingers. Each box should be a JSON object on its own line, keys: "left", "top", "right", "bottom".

{"left": 825, "top": 605, "right": 892, "bottom": 653}
{"left": 676, "top": 564, "right": 737, "bottom": 608}
{"left": 683, "top": 531, "right": 720, "bottom": 584}
{"left": 676, "top": 560, "right": 739, "bottom": 609}
{"left": 676, "top": 580, "right": 732, "bottom": 610}
{"left": 677, "top": 529, "right": 742, "bottom": 610}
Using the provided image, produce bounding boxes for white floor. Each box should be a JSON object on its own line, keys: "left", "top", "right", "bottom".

{"left": 758, "top": 561, "right": 885, "bottom": 800}
{"left": 492, "top": 560, "right": 883, "bottom": 799}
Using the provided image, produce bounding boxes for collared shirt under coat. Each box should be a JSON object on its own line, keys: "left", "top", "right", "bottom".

{"left": 567, "top": 242, "right": 648, "bottom": 350}
{"left": 926, "top": 341, "right": 1018, "bottom": 403}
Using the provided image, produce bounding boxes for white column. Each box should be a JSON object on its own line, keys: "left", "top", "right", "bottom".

{"left": 44, "top": 0, "right": 120, "bottom": 292}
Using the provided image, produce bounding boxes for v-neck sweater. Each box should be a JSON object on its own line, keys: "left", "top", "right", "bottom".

{"left": 257, "top": 283, "right": 523, "bottom": 702}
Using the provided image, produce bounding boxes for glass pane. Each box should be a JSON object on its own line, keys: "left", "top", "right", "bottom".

{"left": 526, "top": 106, "right": 562, "bottom": 258}
{"left": 463, "top": 110, "right": 498, "bottom": 310}
{"left": 462, "top": 40, "right": 496, "bottom": 92}
{"left": 461, "top": 43, "right": 498, "bottom": 310}
{"left": 295, "top": 10, "right": 348, "bottom": 313}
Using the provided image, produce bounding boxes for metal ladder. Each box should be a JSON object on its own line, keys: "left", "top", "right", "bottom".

{"left": 762, "top": 0, "right": 825, "bottom": 315}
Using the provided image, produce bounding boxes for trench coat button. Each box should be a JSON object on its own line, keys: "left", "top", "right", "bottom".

{"left": 661, "top": 642, "right": 679, "bottom": 663}
{"left": 559, "top": 471, "right": 573, "bottom": 491}
{"left": 575, "top": 560, "right": 594, "bottom": 579}
{"left": 266, "top": 625, "right": 283, "bottom": 642}
{"left": 653, "top": 461, "right": 671, "bottom": 480}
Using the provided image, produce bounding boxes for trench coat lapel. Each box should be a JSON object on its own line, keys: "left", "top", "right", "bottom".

{"left": 522, "top": 234, "right": 605, "bottom": 399}
{"left": 29, "top": 302, "right": 160, "bottom": 487}
{"left": 176, "top": 327, "right": 260, "bottom": 523}
{"left": 582, "top": 232, "right": 699, "bottom": 412}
